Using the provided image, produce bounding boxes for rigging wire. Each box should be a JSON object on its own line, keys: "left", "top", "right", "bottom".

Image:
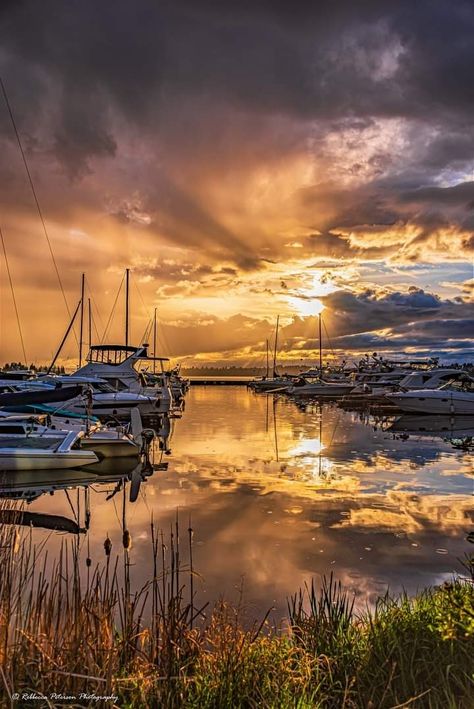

{"left": 0, "top": 223, "right": 28, "bottom": 364}
{"left": 101, "top": 273, "right": 125, "bottom": 343}
{"left": 322, "top": 317, "right": 336, "bottom": 359}
{"left": 133, "top": 277, "right": 156, "bottom": 347}
{"left": 134, "top": 276, "right": 175, "bottom": 357}
{"left": 140, "top": 317, "right": 153, "bottom": 347}
{"left": 134, "top": 277, "right": 168, "bottom": 356}
{"left": 0, "top": 76, "right": 77, "bottom": 346}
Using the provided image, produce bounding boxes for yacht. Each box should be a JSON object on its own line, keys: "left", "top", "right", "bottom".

{"left": 386, "top": 379, "right": 474, "bottom": 415}
{"left": 345, "top": 367, "right": 472, "bottom": 400}
{"left": 72, "top": 344, "right": 173, "bottom": 413}
{"left": 34, "top": 375, "right": 161, "bottom": 418}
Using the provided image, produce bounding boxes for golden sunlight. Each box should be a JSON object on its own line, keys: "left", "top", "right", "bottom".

{"left": 287, "top": 271, "right": 338, "bottom": 317}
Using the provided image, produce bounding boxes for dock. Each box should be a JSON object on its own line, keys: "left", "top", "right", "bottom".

{"left": 188, "top": 377, "right": 252, "bottom": 386}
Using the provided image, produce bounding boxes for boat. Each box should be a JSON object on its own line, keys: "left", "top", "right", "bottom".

{"left": 0, "top": 382, "right": 84, "bottom": 408}
{"left": 248, "top": 317, "right": 295, "bottom": 392}
{"left": 286, "top": 377, "right": 354, "bottom": 397}
{"left": 0, "top": 430, "right": 98, "bottom": 471}
{"left": 0, "top": 410, "right": 143, "bottom": 460}
{"left": 72, "top": 344, "right": 173, "bottom": 413}
{"left": 385, "top": 379, "right": 474, "bottom": 415}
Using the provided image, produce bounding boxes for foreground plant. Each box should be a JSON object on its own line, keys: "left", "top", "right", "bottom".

{"left": 0, "top": 510, "right": 472, "bottom": 708}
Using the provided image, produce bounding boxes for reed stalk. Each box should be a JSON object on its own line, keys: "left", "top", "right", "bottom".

{"left": 0, "top": 501, "right": 472, "bottom": 708}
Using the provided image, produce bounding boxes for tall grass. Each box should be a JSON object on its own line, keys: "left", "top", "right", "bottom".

{"left": 0, "top": 504, "right": 472, "bottom": 708}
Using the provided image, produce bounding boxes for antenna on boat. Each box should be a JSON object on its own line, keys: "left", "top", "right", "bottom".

{"left": 79, "top": 273, "right": 85, "bottom": 366}
{"left": 125, "top": 268, "right": 130, "bottom": 346}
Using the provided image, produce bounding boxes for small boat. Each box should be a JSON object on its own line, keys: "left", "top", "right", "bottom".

{"left": 248, "top": 376, "right": 294, "bottom": 392}
{"left": 286, "top": 377, "right": 354, "bottom": 397}
{"left": 248, "top": 318, "right": 293, "bottom": 393}
{"left": 0, "top": 411, "right": 141, "bottom": 460}
{"left": 0, "top": 430, "right": 98, "bottom": 471}
{"left": 386, "top": 380, "right": 474, "bottom": 415}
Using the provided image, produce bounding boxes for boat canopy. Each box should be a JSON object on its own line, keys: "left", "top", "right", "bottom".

{"left": 86, "top": 345, "right": 145, "bottom": 365}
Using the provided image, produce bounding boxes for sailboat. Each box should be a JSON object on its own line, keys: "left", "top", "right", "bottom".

{"left": 285, "top": 314, "right": 354, "bottom": 398}
{"left": 72, "top": 270, "right": 174, "bottom": 414}
{"left": 248, "top": 317, "right": 294, "bottom": 392}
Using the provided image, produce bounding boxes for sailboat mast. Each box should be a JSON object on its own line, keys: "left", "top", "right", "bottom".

{"left": 79, "top": 273, "right": 85, "bottom": 366}
{"left": 125, "top": 268, "right": 130, "bottom": 346}
{"left": 266, "top": 339, "right": 269, "bottom": 378}
{"left": 318, "top": 313, "right": 322, "bottom": 372}
{"left": 273, "top": 315, "right": 279, "bottom": 377}
{"left": 88, "top": 298, "right": 92, "bottom": 351}
{"left": 153, "top": 307, "right": 157, "bottom": 374}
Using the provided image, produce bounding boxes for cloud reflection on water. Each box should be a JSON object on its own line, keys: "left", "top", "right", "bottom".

{"left": 6, "top": 387, "right": 473, "bottom": 617}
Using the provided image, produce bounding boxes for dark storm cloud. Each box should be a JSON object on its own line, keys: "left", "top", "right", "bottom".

{"left": 2, "top": 0, "right": 474, "bottom": 159}
{"left": 277, "top": 288, "right": 473, "bottom": 349}
{"left": 1, "top": 0, "right": 473, "bottom": 364}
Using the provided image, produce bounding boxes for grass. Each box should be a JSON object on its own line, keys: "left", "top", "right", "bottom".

{"left": 0, "top": 508, "right": 473, "bottom": 708}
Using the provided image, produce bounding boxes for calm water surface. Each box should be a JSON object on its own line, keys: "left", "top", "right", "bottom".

{"left": 6, "top": 387, "right": 474, "bottom": 620}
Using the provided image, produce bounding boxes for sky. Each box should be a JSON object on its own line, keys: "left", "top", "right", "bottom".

{"left": 0, "top": 0, "right": 473, "bottom": 367}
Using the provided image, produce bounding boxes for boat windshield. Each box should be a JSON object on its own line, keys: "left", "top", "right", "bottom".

{"left": 439, "top": 379, "right": 474, "bottom": 392}
{"left": 91, "top": 382, "right": 116, "bottom": 393}
{"left": 86, "top": 346, "right": 137, "bottom": 365}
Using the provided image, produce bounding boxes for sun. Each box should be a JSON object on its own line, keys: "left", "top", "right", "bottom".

{"left": 287, "top": 297, "right": 324, "bottom": 316}
{"left": 287, "top": 272, "right": 338, "bottom": 317}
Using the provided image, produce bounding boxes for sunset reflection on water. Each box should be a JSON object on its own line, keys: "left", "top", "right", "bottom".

{"left": 5, "top": 387, "right": 473, "bottom": 621}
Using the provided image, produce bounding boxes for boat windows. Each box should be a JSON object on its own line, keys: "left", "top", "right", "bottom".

{"left": 90, "top": 382, "right": 116, "bottom": 393}
{"left": 440, "top": 379, "right": 474, "bottom": 392}
{"left": 104, "top": 378, "right": 128, "bottom": 391}
{"left": 86, "top": 346, "right": 136, "bottom": 366}
{"left": 0, "top": 425, "right": 27, "bottom": 434}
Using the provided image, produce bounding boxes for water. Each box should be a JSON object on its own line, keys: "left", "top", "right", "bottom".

{"left": 3, "top": 387, "right": 473, "bottom": 621}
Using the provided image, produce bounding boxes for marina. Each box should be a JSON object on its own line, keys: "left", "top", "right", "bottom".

{"left": 1, "top": 0, "right": 473, "bottom": 704}
{"left": 0, "top": 384, "right": 472, "bottom": 612}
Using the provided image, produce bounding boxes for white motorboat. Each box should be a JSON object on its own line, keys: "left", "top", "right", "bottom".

{"left": 36, "top": 376, "right": 161, "bottom": 418}
{"left": 386, "top": 380, "right": 474, "bottom": 415}
{"left": 0, "top": 430, "right": 98, "bottom": 471}
{"left": 72, "top": 344, "right": 173, "bottom": 412}
{"left": 0, "top": 412, "right": 141, "bottom": 459}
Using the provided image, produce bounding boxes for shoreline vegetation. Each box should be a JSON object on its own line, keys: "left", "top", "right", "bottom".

{"left": 0, "top": 514, "right": 473, "bottom": 708}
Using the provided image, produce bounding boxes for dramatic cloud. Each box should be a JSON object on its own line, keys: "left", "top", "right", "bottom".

{"left": 0, "top": 0, "right": 472, "bottom": 364}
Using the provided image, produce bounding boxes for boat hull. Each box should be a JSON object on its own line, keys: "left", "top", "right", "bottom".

{"left": 289, "top": 383, "right": 354, "bottom": 397}
{"left": 80, "top": 437, "right": 139, "bottom": 459}
{"left": 386, "top": 391, "right": 474, "bottom": 415}
{"left": 0, "top": 449, "right": 98, "bottom": 471}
